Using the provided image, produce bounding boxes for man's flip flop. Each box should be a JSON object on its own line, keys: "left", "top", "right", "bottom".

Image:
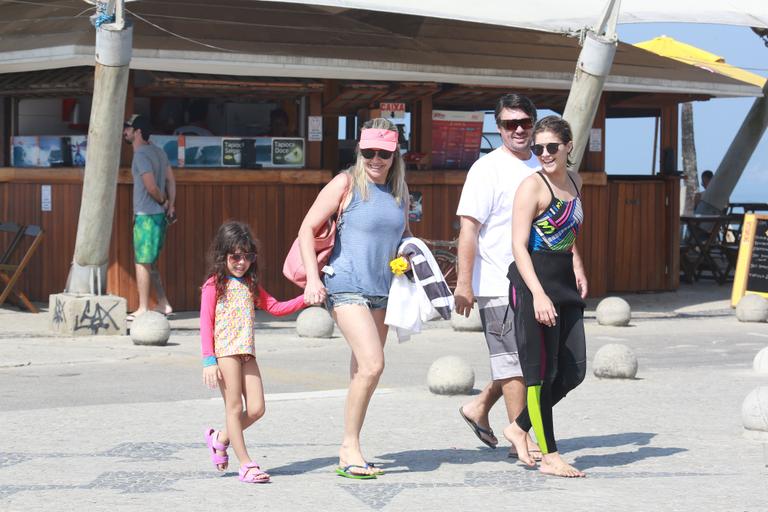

{"left": 458, "top": 406, "right": 497, "bottom": 449}
{"left": 336, "top": 465, "right": 377, "bottom": 479}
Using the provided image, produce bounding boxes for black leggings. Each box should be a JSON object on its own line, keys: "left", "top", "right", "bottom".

{"left": 509, "top": 259, "right": 587, "bottom": 454}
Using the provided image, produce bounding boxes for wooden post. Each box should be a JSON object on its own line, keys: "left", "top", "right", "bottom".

{"left": 562, "top": 1, "right": 619, "bottom": 171}
{"left": 66, "top": 9, "right": 133, "bottom": 293}
{"left": 681, "top": 102, "right": 698, "bottom": 215}
{"left": 413, "top": 94, "right": 433, "bottom": 157}
{"left": 322, "top": 80, "right": 339, "bottom": 172}
{"left": 119, "top": 70, "right": 134, "bottom": 169}
{"left": 700, "top": 81, "right": 768, "bottom": 213}
{"left": 0, "top": 97, "right": 10, "bottom": 167}
{"left": 306, "top": 92, "right": 322, "bottom": 169}
{"left": 659, "top": 104, "right": 679, "bottom": 175}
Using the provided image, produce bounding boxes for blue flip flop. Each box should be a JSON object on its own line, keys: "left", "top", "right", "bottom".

{"left": 336, "top": 464, "right": 378, "bottom": 479}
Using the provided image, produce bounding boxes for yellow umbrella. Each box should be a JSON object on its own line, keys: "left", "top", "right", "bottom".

{"left": 635, "top": 35, "right": 766, "bottom": 89}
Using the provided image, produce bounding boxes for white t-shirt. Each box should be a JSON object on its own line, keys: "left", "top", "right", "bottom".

{"left": 456, "top": 147, "right": 540, "bottom": 297}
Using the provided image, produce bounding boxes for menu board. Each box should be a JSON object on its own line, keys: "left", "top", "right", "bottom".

{"left": 10, "top": 135, "right": 305, "bottom": 169}
{"left": 431, "top": 110, "right": 484, "bottom": 169}
{"left": 731, "top": 213, "right": 768, "bottom": 306}
{"left": 11, "top": 136, "right": 86, "bottom": 167}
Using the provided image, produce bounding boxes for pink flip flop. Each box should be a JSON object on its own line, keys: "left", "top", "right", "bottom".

{"left": 239, "top": 462, "right": 271, "bottom": 483}
{"left": 204, "top": 428, "right": 229, "bottom": 471}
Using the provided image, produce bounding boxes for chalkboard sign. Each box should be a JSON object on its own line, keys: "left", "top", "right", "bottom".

{"left": 731, "top": 214, "right": 768, "bottom": 306}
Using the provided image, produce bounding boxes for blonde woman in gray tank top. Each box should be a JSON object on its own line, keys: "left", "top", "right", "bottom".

{"left": 298, "top": 118, "right": 411, "bottom": 479}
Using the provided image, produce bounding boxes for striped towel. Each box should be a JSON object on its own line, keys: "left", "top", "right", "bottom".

{"left": 399, "top": 237, "right": 454, "bottom": 320}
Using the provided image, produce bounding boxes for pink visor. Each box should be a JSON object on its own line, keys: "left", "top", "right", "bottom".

{"left": 359, "top": 128, "right": 398, "bottom": 151}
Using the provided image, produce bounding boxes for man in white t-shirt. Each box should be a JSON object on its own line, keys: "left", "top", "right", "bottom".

{"left": 456, "top": 94, "right": 541, "bottom": 457}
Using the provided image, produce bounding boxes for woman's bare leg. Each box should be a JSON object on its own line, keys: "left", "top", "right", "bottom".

{"left": 333, "top": 305, "right": 387, "bottom": 476}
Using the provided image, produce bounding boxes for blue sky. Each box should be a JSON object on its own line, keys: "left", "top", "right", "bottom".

{"left": 610, "top": 23, "right": 767, "bottom": 202}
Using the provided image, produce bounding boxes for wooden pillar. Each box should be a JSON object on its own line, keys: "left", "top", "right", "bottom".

{"left": 119, "top": 70, "right": 135, "bottom": 169}
{"left": 306, "top": 92, "right": 322, "bottom": 169}
{"left": 0, "top": 97, "right": 10, "bottom": 167}
{"left": 579, "top": 95, "right": 606, "bottom": 173}
{"left": 659, "top": 104, "right": 679, "bottom": 175}
{"left": 345, "top": 115, "right": 356, "bottom": 140}
{"left": 321, "top": 80, "right": 340, "bottom": 172}
{"left": 412, "top": 94, "right": 433, "bottom": 157}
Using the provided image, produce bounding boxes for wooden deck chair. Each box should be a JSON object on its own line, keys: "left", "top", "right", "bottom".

{"left": 0, "top": 222, "right": 44, "bottom": 313}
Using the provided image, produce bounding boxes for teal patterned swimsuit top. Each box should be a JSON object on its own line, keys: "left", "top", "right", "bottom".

{"left": 528, "top": 172, "right": 583, "bottom": 252}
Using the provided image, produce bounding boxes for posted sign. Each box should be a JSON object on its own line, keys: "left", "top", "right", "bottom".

{"left": 380, "top": 102, "right": 406, "bottom": 119}
{"left": 731, "top": 213, "right": 768, "bottom": 306}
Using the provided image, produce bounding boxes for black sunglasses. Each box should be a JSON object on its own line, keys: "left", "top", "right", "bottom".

{"left": 228, "top": 252, "right": 257, "bottom": 263}
{"left": 531, "top": 143, "right": 564, "bottom": 157}
{"left": 360, "top": 148, "right": 394, "bottom": 159}
{"left": 499, "top": 118, "right": 533, "bottom": 131}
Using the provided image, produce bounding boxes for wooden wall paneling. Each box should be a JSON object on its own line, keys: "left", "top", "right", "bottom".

{"left": 577, "top": 184, "right": 608, "bottom": 298}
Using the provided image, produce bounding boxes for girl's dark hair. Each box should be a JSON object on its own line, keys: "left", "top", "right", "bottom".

{"left": 206, "top": 220, "right": 260, "bottom": 304}
{"left": 533, "top": 115, "right": 575, "bottom": 168}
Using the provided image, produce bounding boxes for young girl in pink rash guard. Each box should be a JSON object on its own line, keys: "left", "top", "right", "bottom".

{"left": 201, "top": 221, "right": 306, "bottom": 484}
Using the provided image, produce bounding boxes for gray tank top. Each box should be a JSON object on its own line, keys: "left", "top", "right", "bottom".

{"left": 324, "top": 181, "right": 406, "bottom": 296}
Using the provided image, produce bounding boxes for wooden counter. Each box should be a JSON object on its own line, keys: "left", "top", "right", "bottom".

{"left": 1, "top": 167, "right": 678, "bottom": 310}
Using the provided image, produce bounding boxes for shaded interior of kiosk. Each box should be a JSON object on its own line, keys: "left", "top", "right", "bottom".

{"left": 0, "top": 68, "right": 691, "bottom": 310}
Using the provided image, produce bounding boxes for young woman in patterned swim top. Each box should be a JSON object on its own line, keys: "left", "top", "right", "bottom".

{"left": 505, "top": 116, "right": 589, "bottom": 478}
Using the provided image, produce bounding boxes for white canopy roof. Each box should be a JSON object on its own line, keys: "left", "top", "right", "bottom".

{"left": 264, "top": 0, "right": 768, "bottom": 32}
{"left": 0, "top": 1, "right": 763, "bottom": 98}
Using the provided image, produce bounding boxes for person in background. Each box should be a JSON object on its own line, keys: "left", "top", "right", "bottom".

{"left": 123, "top": 114, "right": 176, "bottom": 320}
{"left": 269, "top": 108, "right": 292, "bottom": 137}
{"left": 174, "top": 100, "right": 213, "bottom": 136}
{"left": 694, "top": 170, "right": 714, "bottom": 208}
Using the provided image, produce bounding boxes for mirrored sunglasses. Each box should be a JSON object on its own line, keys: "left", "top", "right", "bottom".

{"left": 228, "top": 252, "right": 257, "bottom": 263}
{"left": 531, "top": 142, "right": 564, "bottom": 156}
{"left": 499, "top": 118, "right": 533, "bottom": 131}
{"left": 360, "top": 149, "right": 394, "bottom": 159}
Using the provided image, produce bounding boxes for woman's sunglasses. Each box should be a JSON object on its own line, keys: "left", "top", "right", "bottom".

{"left": 499, "top": 118, "right": 533, "bottom": 131}
{"left": 531, "top": 142, "right": 564, "bottom": 157}
{"left": 228, "top": 252, "right": 257, "bottom": 263}
{"left": 360, "top": 148, "right": 394, "bottom": 160}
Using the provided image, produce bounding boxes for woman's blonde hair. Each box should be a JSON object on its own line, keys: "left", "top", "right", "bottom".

{"left": 343, "top": 118, "right": 407, "bottom": 205}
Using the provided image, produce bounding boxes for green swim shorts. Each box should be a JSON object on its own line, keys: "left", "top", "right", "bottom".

{"left": 133, "top": 214, "right": 167, "bottom": 264}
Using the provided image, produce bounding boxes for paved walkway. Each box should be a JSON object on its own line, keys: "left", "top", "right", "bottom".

{"left": 1, "top": 282, "right": 767, "bottom": 511}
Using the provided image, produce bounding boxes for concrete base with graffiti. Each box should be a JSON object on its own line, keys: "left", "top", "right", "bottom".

{"left": 48, "top": 293, "right": 127, "bottom": 336}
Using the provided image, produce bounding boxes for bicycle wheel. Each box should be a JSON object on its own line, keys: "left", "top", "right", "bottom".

{"left": 432, "top": 249, "right": 458, "bottom": 290}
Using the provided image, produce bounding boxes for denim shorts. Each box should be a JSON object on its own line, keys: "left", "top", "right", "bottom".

{"left": 326, "top": 292, "right": 388, "bottom": 310}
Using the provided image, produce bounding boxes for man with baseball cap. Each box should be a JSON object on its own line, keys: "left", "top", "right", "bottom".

{"left": 123, "top": 114, "right": 176, "bottom": 319}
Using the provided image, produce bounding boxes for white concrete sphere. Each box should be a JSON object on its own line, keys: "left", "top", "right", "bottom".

{"left": 296, "top": 306, "right": 335, "bottom": 338}
{"left": 596, "top": 297, "right": 632, "bottom": 326}
{"left": 736, "top": 294, "right": 768, "bottom": 323}
{"left": 592, "top": 343, "right": 638, "bottom": 379}
{"left": 427, "top": 356, "right": 475, "bottom": 395}
{"left": 753, "top": 347, "right": 768, "bottom": 374}
{"left": 130, "top": 311, "right": 170, "bottom": 346}
{"left": 451, "top": 306, "right": 483, "bottom": 332}
{"left": 742, "top": 387, "right": 768, "bottom": 438}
